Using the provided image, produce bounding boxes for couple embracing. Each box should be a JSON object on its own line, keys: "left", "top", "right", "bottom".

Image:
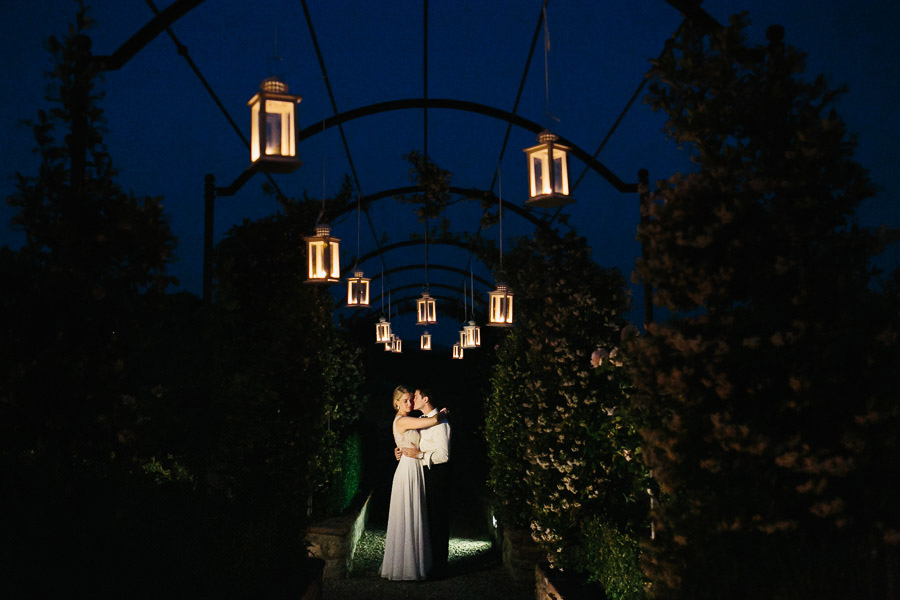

{"left": 380, "top": 385, "right": 451, "bottom": 581}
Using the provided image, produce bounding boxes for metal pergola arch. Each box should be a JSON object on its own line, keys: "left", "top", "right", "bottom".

{"left": 297, "top": 98, "right": 638, "bottom": 195}
{"left": 367, "top": 283, "right": 486, "bottom": 312}
{"left": 373, "top": 293, "right": 480, "bottom": 324}
{"left": 88, "top": 0, "right": 727, "bottom": 332}
{"left": 341, "top": 239, "right": 495, "bottom": 309}
{"left": 338, "top": 264, "right": 493, "bottom": 308}
{"left": 344, "top": 239, "right": 490, "bottom": 281}
{"left": 330, "top": 186, "right": 548, "bottom": 230}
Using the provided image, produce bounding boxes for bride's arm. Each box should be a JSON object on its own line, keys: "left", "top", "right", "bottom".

{"left": 396, "top": 413, "right": 440, "bottom": 431}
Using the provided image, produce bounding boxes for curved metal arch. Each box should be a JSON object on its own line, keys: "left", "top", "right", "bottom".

{"left": 352, "top": 264, "right": 493, "bottom": 290}
{"left": 363, "top": 283, "right": 486, "bottom": 310}
{"left": 333, "top": 185, "right": 546, "bottom": 229}
{"left": 345, "top": 239, "right": 487, "bottom": 278}
{"left": 339, "top": 281, "right": 484, "bottom": 310}
{"left": 297, "top": 98, "right": 638, "bottom": 194}
{"left": 362, "top": 293, "right": 477, "bottom": 322}
{"left": 93, "top": 0, "right": 206, "bottom": 71}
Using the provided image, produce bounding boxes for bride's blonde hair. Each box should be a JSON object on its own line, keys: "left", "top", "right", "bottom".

{"left": 392, "top": 385, "right": 410, "bottom": 411}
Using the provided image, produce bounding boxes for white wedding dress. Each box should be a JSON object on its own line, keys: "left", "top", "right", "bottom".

{"left": 380, "top": 416, "right": 431, "bottom": 580}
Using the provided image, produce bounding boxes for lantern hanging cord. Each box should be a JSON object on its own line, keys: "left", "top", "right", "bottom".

{"left": 144, "top": 0, "right": 288, "bottom": 203}
{"left": 423, "top": 0, "right": 429, "bottom": 160}
{"left": 498, "top": 168, "right": 504, "bottom": 272}
{"left": 470, "top": 267, "right": 475, "bottom": 319}
{"left": 424, "top": 215, "right": 429, "bottom": 290}
{"left": 300, "top": 0, "right": 390, "bottom": 281}
{"left": 463, "top": 277, "right": 468, "bottom": 321}
{"left": 354, "top": 192, "right": 361, "bottom": 270}
{"left": 314, "top": 119, "right": 328, "bottom": 226}
{"left": 488, "top": 0, "right": 546, "bottom": 193}
{"left": 542, "top": 3, "right": 559, "bottom": 124}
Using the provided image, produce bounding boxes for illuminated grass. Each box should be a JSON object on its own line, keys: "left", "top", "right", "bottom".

{"left": 349, "top": 528, "right": 494, "bottom": 576}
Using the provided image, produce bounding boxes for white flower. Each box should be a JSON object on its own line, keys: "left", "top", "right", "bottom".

{"left": 591, "top": 348, "right": 608, "bottom": 368}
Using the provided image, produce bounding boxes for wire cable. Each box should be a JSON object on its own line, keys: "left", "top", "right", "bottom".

{"left": 144, "top": 0, "right": 287, "bottom": 203}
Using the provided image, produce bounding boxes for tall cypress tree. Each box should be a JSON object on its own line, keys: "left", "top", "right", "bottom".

{"left": 628, "top": 14, "right": 899, "bottom": 598}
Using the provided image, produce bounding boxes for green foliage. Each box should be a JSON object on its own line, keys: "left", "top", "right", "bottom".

{"left": 484, "top": 327, "right": 533, "bottom": 527}
{"left": 484, "top": 228, "right": 650, "bottom": 594}
{"left": 139, "top": 454, "right": 195, "bottom": 486}
{"left": 396, "top": 150, "right": 454, "bottom": 220}
{"left": 313, "top": 431, "right": 363, "bottom": 517}
{"left": 211, "top": 187, "right": 366, "bottom": 525}
{"left": 582, "top": 516, "right": 645, "bottom": 600}
{"left": 630, "top": 14, "right": 900, "bottom": 598}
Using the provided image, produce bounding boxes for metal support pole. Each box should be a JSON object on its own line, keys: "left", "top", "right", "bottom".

{"left": 638, "top": 168, "right": 653, "bottom": 328}
{"left": 203, "top": 173, "right": 215, "bottom": 303}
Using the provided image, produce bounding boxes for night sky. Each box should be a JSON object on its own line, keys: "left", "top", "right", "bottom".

{"left": 2, "top": 0, "right": 898, "bottom": 344}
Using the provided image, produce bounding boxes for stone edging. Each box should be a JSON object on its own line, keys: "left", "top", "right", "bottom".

{"left": 307, "top": 490, "right": 372, "bottom": 579}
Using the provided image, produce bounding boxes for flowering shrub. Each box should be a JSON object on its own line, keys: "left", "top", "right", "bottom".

{"left": 485, "top": 229, "right": 651, "bottom": 597}
{"left": 629, "top": 15, "right": 900, "bottom": 598}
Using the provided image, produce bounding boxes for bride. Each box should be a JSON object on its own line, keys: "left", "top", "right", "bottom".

{"left": 380, "top": 385, "right": 446, "bottom": 581}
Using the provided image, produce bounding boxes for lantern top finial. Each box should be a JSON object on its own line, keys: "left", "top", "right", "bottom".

{"left": 261, "top": 76, "right": 289, "bottom": 94}
{"left": 537, "top": 130, "right": 558, "bottom": 144}
{"left": 315, "top": 224, "right": 331, "bottom": 237}
{"left": 353, "top": 271, "right": 365, "bottom": 278}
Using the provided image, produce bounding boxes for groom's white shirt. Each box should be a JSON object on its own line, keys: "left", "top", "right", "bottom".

{"left": 419, "top": 408, "right": 450, "bottom": 469}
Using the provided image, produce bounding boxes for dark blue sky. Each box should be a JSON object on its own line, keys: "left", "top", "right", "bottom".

{"left": 2, "top": 1, "right": 898, "bottom": 345}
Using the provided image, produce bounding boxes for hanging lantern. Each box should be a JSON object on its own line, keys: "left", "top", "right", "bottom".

{"left": 458, "top": 328, "right": 468, "bottom": 348}
{"left": 375, "top": 317, "right": 391, "bottom": 344}
{"left": 390, "top": 334, "right": 403, "bottom": 354}
{"left": 305, "top": 224, "right": 340, "bottom": 283}
{"left": 523, "top": 130, "right": 573, "bottom": 208}
{"left": 463, "top": 321, "right": 482, "bottom": 348}
{"left": 346, "top": 271, "right": 370, "bottom": 306}
{"left": 488, "top": 282, "right": 514, "bottom": 327}
{"left": 416, "top": 291, "right": 437, "bottom": 325}
{"left": 248, "top": 77, "right": 302, "bottom": 172}
{"left": 420, "top": 331, "right": 432, "bottom": 351}
{"left": 452, "top": 343, "right": 464, "bottom": 359}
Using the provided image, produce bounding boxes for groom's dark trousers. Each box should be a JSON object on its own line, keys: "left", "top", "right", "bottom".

{"left": 424, "top": 461, "right": 450, "bottom": 577}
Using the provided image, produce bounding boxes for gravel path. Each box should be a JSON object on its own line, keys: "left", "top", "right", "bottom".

{"left": 323, "top": 526, "right": 534, "bottom": 600}
{"left": 323, "top": 482, "right": 535, "bottom": 600}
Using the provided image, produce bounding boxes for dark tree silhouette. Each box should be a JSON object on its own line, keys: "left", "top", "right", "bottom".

{"left": 2, "top": 4, "right": 176, "bottom": 460}
{"left": 628, "top": 14, "right": 900, "bottom": 599}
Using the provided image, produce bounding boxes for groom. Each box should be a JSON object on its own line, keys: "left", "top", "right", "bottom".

{"left": 396, "top": 387, "right": 451, "bottom": 579}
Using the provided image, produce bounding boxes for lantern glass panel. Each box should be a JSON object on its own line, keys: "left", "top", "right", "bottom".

{"left": 464, "top": 322, "right": 481, "bottom": 347}
{"left": 488, "top": 287, "right": 514, "bottom": 326}
{"left": 416, "top": 295, "right": 437, "bottom": 325}
{"left": 264, "top": 100, "right": 295, "bottom": 157}
{"left": 375, "top": 319, "right": 391, "bottom": 343}
{"left": 306, "top": 231, "right": 341, "bottom": 283}
{"left": 347, "top": 274, "right": 370, "bottom": 306}
{"left": 528, "top": 146, "right": 569, "bottom": 197}
{"left": 250, "top": 97, "right": 262, "bottom": 162}
{"left": 327, "top": 239, "right": 340, "bottom": 280}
